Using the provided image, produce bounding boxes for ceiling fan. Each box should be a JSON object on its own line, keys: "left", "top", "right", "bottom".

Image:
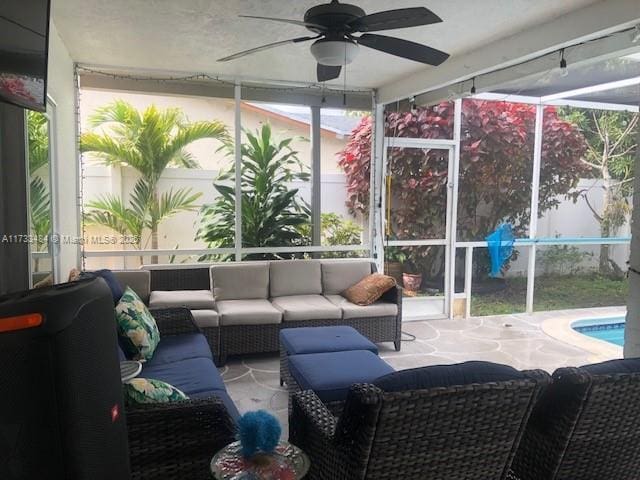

{"left": 218, "top": 0, "right": 449, "bottom": 82}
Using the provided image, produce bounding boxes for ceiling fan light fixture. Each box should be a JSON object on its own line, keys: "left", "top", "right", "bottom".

{"left": 310, "top": 39, "right": 359, "bottom": 66}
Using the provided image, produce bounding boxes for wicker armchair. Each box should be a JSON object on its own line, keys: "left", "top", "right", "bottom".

{"left": 290, "top": 371, "right": 550, "bottom": 480}
{"left": 126, "top": 307, "right": 236, "bottom": 480}
{"left": 510, "top": 364, "right": 640, "bottom": 480}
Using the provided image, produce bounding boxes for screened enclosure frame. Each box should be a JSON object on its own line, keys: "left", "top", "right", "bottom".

{"left": 77, "top": 68, "right": 634, "bottom": 320}
{"left": 378, "top": 92, "right": 634, "bottom": 320}
{"left": 78, "top": 75, "right": 377, "bottom": 266}
{"left": 27, "top": 96, "right": 62, "bottom": 286}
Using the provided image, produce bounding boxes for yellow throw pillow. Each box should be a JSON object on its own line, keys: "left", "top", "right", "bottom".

{"left": 342, "top": 273, "right": 396, "bottom": 306}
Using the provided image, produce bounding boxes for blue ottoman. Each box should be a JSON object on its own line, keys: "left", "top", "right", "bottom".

{"left": 279, "top": 326, "right": 379, "bottom": 385}
{"left": 288, "top": 350, "right": 394, "bottom": 403}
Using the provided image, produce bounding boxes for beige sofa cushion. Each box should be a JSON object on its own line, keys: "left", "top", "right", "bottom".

{"left": 271, "top": 295, "right": 342, "bottom": 322}
{"left": 325, "top": 295, "right": 398, "bottom": 320}
{"left": 270, "top": 260, "right": 322, "bottom": 297}
{"left": 149, "top": 290, "right": 215, "bottom": 310}
{"left": 190, "top": 309, "right": 219, "bottom": 328}
{"left": 211, "top": 262, "right": 270, "bottom": 300}
{"left": 113, "top": 270, "right": 151, "bottom": 304}
{"left": 321, "top": 260, "right": 372, "bottom": 295}
{"left": 217, "top": 299, "right": 282, "bottom": 326}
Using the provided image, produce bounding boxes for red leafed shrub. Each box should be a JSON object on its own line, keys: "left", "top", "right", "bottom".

{"left": 338, "top": 99, "right": 588, "bottom": 276}
{"left": 339, "top": 100, "right": 588, "bottom": 236}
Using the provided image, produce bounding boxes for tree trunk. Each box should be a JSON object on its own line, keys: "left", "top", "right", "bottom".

{"left": 150, "top": 223, "right": 159, "bottom": 264}
{"left": 599, "top": 158, "right": 612, "bottom": 275}
{"left": 150, "top": 187, "right": 159, "bottom": 264}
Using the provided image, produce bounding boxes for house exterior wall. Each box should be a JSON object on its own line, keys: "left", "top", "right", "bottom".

{"left": 79, "top": 88, "right": 349, "bottom": 174}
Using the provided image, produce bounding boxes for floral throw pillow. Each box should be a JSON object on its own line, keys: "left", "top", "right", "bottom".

{"left": 115, "top": 287, "right": 160, "bottom": 361}
{"left": 123, "top": 378, "right": 187, "bottom": 405}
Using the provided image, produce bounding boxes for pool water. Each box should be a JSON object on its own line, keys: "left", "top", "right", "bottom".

{"left": 572, "top": 316, "right": 625, "bottom": 347}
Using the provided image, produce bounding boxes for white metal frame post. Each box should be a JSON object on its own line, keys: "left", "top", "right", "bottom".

{"left": 372, "top": 103, "right": 386, "bottom": 273}
{"left": 234, "top": 84, "right": 242, "bottom": 261}
{"left": 46, "top": 98, "right": 62, "bottom": 283}
{"left": 448, "top": 99, "right": 463, "bottom": 319}
{"left": 526, "top": 103, "right": 544, "bottom": 313}
{"left": 624, "top": 97, "right": 640, "bottom": 358}
{"left": 310, "top": 106, "right": 322, "bottom": 247}
{"left": 464, "top": 246, "right": 473, "bottom": 318}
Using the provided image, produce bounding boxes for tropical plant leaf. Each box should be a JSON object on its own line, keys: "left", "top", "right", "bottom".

{"left": 29, "top": 177, "right": 51, "bottom": 240}
{"left": 27, "top": 111, "right": 49, "bottom": 174}
{"left": 81, "top": 100, "right": 230, "bottom": 259}
{"left": 85, "top": 194, "right": 145, "bottom": 241}
{"left": 196, "top": 123, "right": 311, "bottom": 257}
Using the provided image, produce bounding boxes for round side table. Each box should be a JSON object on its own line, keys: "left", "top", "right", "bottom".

{"left": 120, "top": 360, "right": 142, "bottom": 382}
{"left": 210, "top": 440, "right": 310, "bottom": 479}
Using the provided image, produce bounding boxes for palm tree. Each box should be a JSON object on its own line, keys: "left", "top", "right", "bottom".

{"left": 80, "top": 100, "right": 229, "bottom": 262}
{"left": 28, "top": 111, "right": 50, "bottom": 173}
{"left": 27, "top": 111, "right": 51, "bottom": 271}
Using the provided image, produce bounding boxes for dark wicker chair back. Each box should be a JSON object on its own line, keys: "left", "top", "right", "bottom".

{"left": 148, "top": 267, "right": 211, "bottom": 291}
{"left": 291, "top": 370, "right": 550, "bottom": 480}
{"left": 127, "top": 397, "right": 236, "bottom": 480}
{"left": 511, "top": 366, "right": 640, "bottom": 480}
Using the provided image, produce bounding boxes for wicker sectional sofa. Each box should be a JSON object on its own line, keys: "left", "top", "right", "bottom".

{"left": 113, "top": 259, "right": 402, "bottom": 365}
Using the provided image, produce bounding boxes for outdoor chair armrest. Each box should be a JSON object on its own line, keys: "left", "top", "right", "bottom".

{"left": 290, "top": 390, "right": 337, "bottom": 442}
{"left": 127, "top": 396, "right": 236, "bottom": 480}
{"left": 149, "top": 307, "right": 201, "bottom": 336}
{"left": 380, "top": 283, "right": 402, "bottom": 307}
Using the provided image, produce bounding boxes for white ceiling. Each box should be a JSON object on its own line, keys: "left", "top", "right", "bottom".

{"left": 52, "top": 0, "right": 601, "bottom": 89}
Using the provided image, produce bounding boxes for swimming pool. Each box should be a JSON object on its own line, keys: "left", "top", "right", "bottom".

{"left": 572, "top": 316, "right": 625, "bottom": 347}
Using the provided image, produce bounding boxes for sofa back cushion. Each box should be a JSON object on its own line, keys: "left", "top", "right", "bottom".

{"left": 581, "top": 357, "right": 640, "bottom": 375}
{"left": 270, "top": 260, "right": 322, "bottom": 297}
{"left": 113, "top": 270, "right": 151, "bottom": 305}
{"left": 143, "top": 265, "right": 211, "bottom": 291}
{"left": 321, "top": 260, "right": 372, "bottom": 295}
{"left": 211, "top": 262, "right": 270, "bottom": 300}
{"left": 375, "top": 361, "right": 526, "bottom": 393}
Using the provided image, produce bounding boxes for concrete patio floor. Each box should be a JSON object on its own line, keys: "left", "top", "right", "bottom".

{"left": 219, "top": 306, "right": 625, "bottom": 434}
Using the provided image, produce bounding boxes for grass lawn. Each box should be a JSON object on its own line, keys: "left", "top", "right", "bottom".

{"left": 471, "top": 274, "right": 628, "bottom": 317}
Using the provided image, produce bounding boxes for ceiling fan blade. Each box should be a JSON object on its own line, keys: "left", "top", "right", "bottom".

{"left": 350, "top": 8, "right": 442, "bottom": 32}
{"left": 239, "top": 15, "right": 326, "bottom": 31}
{"left": 317, "top": 64, "right": 342, "bottom": 82}
{"left": 357, "top": 34, "right": 449, "bottom": 66}
{"left": 218, "top": 36, "right": 318, "bottom": 62}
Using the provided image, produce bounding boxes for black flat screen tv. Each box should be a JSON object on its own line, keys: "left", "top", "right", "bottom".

{"left": 0, "top": 0, "right": 51, "bottom": 112}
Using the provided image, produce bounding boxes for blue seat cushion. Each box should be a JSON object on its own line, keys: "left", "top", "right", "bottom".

{"left": 140, "top": 357, "right": 225, "bottom": 396}
{"left": 146, "top": 334, "right": 212, "bottom": 367}
{"left": 375, "top": 361, "right": 526, "bottom": 393}
{"left": 191, "top": 389, "right": 240, "bottom": 422}
{"left": 288, "top": 350, "right": 394, "bottom": 403}
{"left": 84, "top": 269, "right": 124, "bottom": 304}
{"left": 117, "top": 344, "right": 127, "bottom": 362}
{"left": 582, "top": 357, "right": 640, "bottom": 375}
{"left": 280, "top": 326, "right": 378, "bottom": 355}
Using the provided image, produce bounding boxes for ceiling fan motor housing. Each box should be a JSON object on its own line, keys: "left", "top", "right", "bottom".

{"left": 304, "top": 1, "right": 366, "bottom": 33}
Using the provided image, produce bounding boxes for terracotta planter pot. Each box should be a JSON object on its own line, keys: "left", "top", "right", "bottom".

{"left": 402, "top": 272, "right": 423, "bottom": 293}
